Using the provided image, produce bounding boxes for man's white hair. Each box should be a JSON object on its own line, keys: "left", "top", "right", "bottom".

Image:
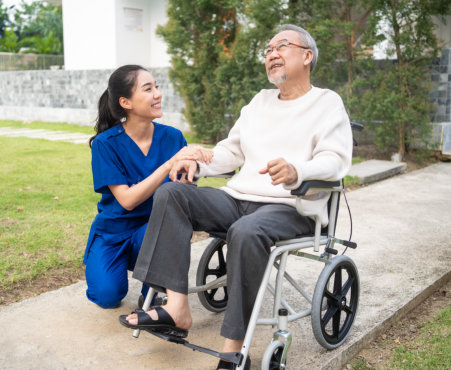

{"left": 277, "top": 24, "right": 318, "bottom": 72}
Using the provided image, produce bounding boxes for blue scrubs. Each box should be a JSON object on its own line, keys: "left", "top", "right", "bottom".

{"left": 84, "top": 122, "right": 187, "bottom": 308}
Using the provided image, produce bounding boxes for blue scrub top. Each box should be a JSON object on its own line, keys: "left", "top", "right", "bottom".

{"left": 84, "top": 122, "right": 187, "bottom": 263}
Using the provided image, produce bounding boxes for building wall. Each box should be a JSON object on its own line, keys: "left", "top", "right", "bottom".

{"left": 433, "top": 15, "right": 451, "bottom": 49}
{"left": 62, "top": 0, "right": 170, "bottom": 70}
{"left": 62, "top": 0, "right": 117, "bottom": 70}
{"left": 431, "top": 48, "right": 451, "bottom": 123}
{"left": 0, "top": 67, "right": 187, "bottom": 130}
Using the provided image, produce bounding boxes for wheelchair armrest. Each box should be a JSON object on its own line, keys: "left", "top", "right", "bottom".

{"left": 350, "top": 121, "right": 364, "bottom": 131}
{"left": 290, "top": 180, "right": 341, "bottom": 196}
{"left": 194, "top": 170, "right": 235, "bottom": 183}
{"left": 207, "top": 170, "right": 236, "bottom": 179}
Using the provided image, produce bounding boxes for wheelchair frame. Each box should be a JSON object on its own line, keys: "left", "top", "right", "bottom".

{"left": 132, "top": 180, "right": 359, "bottom": 370}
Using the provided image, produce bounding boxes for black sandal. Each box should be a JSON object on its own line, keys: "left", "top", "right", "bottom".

{"left": 118, "top": 306, "right": 188, "bottom": 338}
{"left": 216, "top": 356, "right": 250, "bottom": 370}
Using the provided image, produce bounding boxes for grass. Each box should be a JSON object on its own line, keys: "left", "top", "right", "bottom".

{"left": 0, "top": 120, "right": 220, "bottom": 290}
{"left": 390, "top": 305, "right": 451, "bottom": 369}
{"left": 350, "top": 305, "right": 451, "bottom": 369}
{"left": 0, "top": 136, "right": 98, "bottom": 289}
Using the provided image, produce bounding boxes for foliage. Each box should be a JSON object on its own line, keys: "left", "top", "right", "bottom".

{"left": 0, "top": 0, "right": 11, "bottom": 37}
{"left": 159, "top": 0, "right": 379, "bottom": 142}
{"left": 0, "top": 27, "right": 20, "bottom": 52}
{"left": 0, "top": 0, "right": 63, "bottom": 54}
{"left": 160, "top": 0, "right": 450, "bottom": 157}
{"left": 351, "top": 0, "right": 451, "bottom": 157}
{"left": 157, "top": 0, "right": 244, "bottom": 143}
{"left": 19, "top": 31, "right": 62, "bottom": 54}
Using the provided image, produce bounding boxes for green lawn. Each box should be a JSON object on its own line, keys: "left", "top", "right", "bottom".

{"left": 390, "top": 305, "right": 451, "bottom": 369}
{"left": 0, "top": 136, "right": 98, "bottom": 289}
{"left": 0, "top": 119, "right": 96, "bottom": 135}
{"left": 351, "top": 305, "right": 451, "bottom": 369}
{"left": 0, "top": 120, "right": 218, "bottom": 290}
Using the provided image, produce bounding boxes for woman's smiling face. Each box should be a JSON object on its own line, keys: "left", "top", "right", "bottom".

{"left": 126, "top": 70, "right": 163, "bottom": 120}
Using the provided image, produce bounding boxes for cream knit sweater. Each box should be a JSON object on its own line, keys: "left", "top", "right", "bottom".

{"left": 198, "top": 86, "right": 352, "bottom": 226}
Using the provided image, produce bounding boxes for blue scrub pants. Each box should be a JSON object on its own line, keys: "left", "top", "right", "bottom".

{"left": 85, "top": 223, "right": 149, "bottom": 309}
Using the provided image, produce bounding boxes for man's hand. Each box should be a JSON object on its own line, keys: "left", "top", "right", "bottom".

{"left": 169, "top": 159, "right": 198, "bottom": 183}
{"left": 174, "top": 146, "right": 213, "bottom": 164}
{"left": 259, "top": 158, "right": 298, "bottom": 186}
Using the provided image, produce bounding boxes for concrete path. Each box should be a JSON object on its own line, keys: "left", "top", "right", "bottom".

{"left": 0, "top": 126, "right": 91, "bottom": 145}
{"left": 1, "top": 162, "right": 450, "bottom": 369}
{"left": 348, "top": 159, "right": 407, "bottom": 184}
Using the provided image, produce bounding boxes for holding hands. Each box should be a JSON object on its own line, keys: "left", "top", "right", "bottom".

{"left": 169, "top": 146, "right": 213, "bottom": 183}
{"left": 172, "top": 146, "right": 213, "bottom": 164}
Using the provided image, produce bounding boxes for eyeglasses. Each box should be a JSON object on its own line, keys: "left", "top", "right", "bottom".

{"left": 262, "top": 41, "right": 309, "bottom": 58}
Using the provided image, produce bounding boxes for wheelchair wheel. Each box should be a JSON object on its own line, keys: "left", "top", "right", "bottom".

{"left": 261, "top": 340, "right": 286, "bottom": 370}
{"left": 196, "top": 238, "right": 228, "bottom": 312}
{"left": 311, "top": 255, "right": 359, "bottom": 349}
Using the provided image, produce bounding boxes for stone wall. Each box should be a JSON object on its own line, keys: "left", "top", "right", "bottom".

{"left": 431, "top": 48, "right": 451, "bottom": 123}
{"left": 1, "top": 50, "right": 449, "bottom": 135}
{"left": 0, "top": 67, "right": 187, "bottom": 130}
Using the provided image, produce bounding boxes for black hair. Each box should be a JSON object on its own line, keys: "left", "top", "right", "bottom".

{"left": 89, "top": 64, "right": 148, "bottom": 147}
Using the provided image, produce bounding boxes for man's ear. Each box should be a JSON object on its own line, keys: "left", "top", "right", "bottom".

{"left": 119, "top": 97, "right": 132, "bottom": 110}
{"left": 303, "top": 49, "right": 313, "bottom": 68}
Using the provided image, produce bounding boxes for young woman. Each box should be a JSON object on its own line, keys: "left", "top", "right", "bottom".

{"left": 84, "top": 65, "right": 212, "bottom": 309}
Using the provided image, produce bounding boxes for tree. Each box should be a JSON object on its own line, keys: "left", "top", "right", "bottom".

{"left": 157, "top": 0, "right": 243, "bottom": 142}
{"left": 0, "top": 0, "right": 11, "bottom": 38}
{"left": 160, "top": 0, "right": 449, "bottom": 154}
{"left": 11, "top": 0, "right": 63, "bottom": 54}
{"left": 160, "top": 0, "right": 378, "bottom": 141}
{"left": 354, "top": 0, "right": 451, "bottom": 157}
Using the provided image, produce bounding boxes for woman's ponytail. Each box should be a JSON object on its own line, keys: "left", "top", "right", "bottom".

{"left": 89, "top": 89, "right": 120, "bottom": 147}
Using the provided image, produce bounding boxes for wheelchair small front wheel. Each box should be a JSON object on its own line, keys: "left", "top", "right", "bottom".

{"left": 196, "top": 238, "right": 228, "bottom": 312}
{"left": 311, "top": 255, "right": 359, "bottom": 349}
{"left": 261, "top": 340, "right": 287, "bottom": 370}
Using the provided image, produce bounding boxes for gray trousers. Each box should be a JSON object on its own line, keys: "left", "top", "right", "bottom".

{"left": 133, "top": 182, "right": 314, "bottom": 340}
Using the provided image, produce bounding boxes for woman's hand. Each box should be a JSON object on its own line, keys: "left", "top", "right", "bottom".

{"left": 172, "top": 146, "right": 214, "bottom": 164}
{"left": 169, "top": 159, "right": 198, "bottom": 183}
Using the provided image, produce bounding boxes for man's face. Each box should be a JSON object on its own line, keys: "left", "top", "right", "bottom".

{"left": 265, "top": 30, "right": 310, "bottom": 86}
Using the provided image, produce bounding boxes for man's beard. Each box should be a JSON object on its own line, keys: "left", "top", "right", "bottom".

{"left": 268, "top": 72, "right": 287, "bottom": 86}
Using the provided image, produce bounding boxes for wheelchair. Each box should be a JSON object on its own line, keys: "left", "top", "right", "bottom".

{"left": 132, "top": 122, "right": 363, "bottom": 369}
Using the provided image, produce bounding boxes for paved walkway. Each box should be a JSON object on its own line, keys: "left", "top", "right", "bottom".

{"left": 1, "top": 126, "right": 450, "bottom": 368}
{"left": 1, "top": 161, "right": 450, "bottom": 369}
{"left": 0, "top": 126, "right": 91, "bottom": 144}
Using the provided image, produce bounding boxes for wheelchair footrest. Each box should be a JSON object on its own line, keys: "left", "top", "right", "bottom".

{"left": 145, "top": 330, "right": 243, "bottom": 365}
{"left": 325, "top": 247, "right": 338, "bottom": 255}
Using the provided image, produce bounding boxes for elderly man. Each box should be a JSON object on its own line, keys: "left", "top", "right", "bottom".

{"left": 120, "top": 24, "right": 352, "bottom": 369}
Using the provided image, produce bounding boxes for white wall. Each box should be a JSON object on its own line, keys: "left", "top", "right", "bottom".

{"left": 148, "top": 0, "right": 170, "bottom": 67}
{"left": 63, "top": 0, "right": 169, "bottom": 70}
{"left": 433, "top": 15, "right": 451, "bottom": 49}
{"left": 63, "top": 0, "right": 117, "bottom": 70}
{"left": 115, "top": 0, "right": 151, "bottom": 66}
